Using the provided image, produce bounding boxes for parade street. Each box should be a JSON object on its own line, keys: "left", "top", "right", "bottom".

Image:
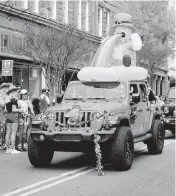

{"left": 0, "top": 131, "right": 175, "bottom": 196}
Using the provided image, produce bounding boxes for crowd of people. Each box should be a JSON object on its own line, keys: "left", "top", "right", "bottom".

{"left": 0, "top": 83, "right": 51, "bottom": 154}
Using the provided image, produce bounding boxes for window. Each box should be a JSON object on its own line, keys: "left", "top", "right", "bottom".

{"left": 1, "top": 33, "right": 11, "bottom": 53}
{"left": 130, "top": 84, "right": 140, "bottom": 103}
{"left": 4, "top": 35, "right": 9, "bottom": 47}
{"left": 98, "top": 8, "right": 100, "bottom": 22}
{"left": 98, "top": 6, "right": 103, "bottom": 36}
{"left": 139, "top": 84, "right": 147, "bottom": 102}
{"left": 105, "top": 12, "right": 108, "bottom": 25}
{"left": 12, "top": 36, "right": 23, "bottom": 50}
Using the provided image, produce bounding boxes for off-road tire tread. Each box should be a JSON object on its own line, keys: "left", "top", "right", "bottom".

{"left": 28, "top": 135, "right": 54, "bottom": 167}
{"left": 147, "top": 120, "right": 165, "bottom": 155}
{"left": 111, "top": 126, "right": 134, "bottom": 171}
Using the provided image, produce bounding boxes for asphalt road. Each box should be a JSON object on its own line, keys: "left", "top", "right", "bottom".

{"left": 0, "top": 131, "right": 175, "bottom": 196}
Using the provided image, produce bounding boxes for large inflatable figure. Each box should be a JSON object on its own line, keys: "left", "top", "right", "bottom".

{"left": 78, "top": 13, "right": 147, "bottom": 82}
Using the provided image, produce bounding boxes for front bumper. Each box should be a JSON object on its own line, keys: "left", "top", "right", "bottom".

{"left": 31, "top": 127, "right": 116, "bottom": 143}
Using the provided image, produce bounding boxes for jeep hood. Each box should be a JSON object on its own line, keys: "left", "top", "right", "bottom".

{"left": 48, "top": 101, "right": 129, "bottom": 113}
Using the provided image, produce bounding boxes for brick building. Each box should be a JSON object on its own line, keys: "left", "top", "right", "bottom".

{"left": 0, "top": 0, "right": 171, "bottom": 98}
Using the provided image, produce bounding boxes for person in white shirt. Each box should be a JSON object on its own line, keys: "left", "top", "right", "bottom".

{"left": 40, "top": 89, "right": 50, "bottom": 112}
{"left": 40, "top": 89, "right": 50, "bottom": 105}
{"left": 18, "top": 89, "right": 34, "bottom": 151}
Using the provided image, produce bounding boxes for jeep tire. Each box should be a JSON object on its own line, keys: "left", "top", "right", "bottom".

{"left": 147, "top": 120, "right": 165, "bottom": 154}
{"left": 111, "top": 126, "right": 134, "bottom": 171}
{"left": 28, "top": 135, "right": 54, "bottom": 167}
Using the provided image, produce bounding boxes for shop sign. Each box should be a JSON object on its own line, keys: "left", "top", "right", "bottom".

{"left": 2, "top": 60, "right": 13, "bottom": 76}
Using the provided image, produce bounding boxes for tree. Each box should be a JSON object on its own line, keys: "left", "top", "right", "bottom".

{"left": 112, "top": 1, "right": 175, "bottom": 86}
{"left": 130, "top": 1, "right": 174, "bottom": 85}
{"left": 14, "top": 24, "right": 92, "bottom": 100}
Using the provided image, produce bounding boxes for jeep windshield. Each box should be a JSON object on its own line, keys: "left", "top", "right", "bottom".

{"left": 64, "top": 81, "right": 127, "bottom": 101}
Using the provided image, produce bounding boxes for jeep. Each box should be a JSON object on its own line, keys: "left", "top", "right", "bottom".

{"left": 28, "top": 80, "right": 165, "bottom": 171}
{"left": 161, "top": 86, "right": 176, "bottom": 135}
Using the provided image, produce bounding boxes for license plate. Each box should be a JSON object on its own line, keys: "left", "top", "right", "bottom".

{"left": 54, "top": 135, "right": 82, "bottom": 141}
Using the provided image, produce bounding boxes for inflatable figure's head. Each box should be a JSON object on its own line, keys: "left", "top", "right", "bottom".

{"left": 110, "top": 13, "right": 134, "bottom": 37}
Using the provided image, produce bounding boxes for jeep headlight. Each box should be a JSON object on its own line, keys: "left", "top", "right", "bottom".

{"left": 40, "top": 112, "right": 55, "bottom": 131}
{"left": 91, "top": 112, "right": 104, "bottom": 121}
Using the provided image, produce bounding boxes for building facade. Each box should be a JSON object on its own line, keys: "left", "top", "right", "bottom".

{"left": 168, "top": 0, "right": 176, "bottom": 87}
{"left": 0, "top": 0, "right": 172, "bottom": 98}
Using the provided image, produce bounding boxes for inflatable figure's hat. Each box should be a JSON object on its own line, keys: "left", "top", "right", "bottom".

{"left": 113, "top": 13, "right": 134, "bottom": 29}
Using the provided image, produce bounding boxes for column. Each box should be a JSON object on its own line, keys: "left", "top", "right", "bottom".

{"left": 52, "top": 0, "right": 57, "bottom": 20}
{"left": 63, "top": 0, "right": 68, "bottom": 24}
{"left": 162, "top": 77, "right": 167, "bottom": 96}
{"left": 78, "top": 0, "right": 82, "bottom": 29}
{"left": 23, "top": 0, "right": 28, "bottom": 9}
{"left": 157, "top": 76, "right": 161, "bottom": 96}
{"left": 152, "top": 75, "right": 157, "bottom": 93}
{"left": 160, "top": 77, "right": 164, "bottom": 96}
{"left": 98, "top": 6, "right": 103, "bottom": 37}
{"left": 106, "top": 10, "right": 110, "bottom": 36}
{"left": 95, "top": 1, "right": 99, "bottom": 35}
{"left": 41, "top": 68, "right": 46, "bottom": 89}
{"left": 85, "top": 0, "right": 89, "bottom": 31}
{"left": 34, "top": 0, "right": 39, "bottom": 14}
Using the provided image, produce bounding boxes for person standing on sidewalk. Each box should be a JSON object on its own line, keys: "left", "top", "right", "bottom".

{"left": 0, "top": 83, "right": 11, "bottom": 150}
{"left": 18, "top": 89, "right": 34, "bottom": 151}
{"left": 5, "top": 85, "right": 23, "bottom": 154}
{"left": 40, "top": 89, "right": 50, "bottom": 112}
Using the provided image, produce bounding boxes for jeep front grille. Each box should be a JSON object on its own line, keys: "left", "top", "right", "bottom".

{"left": 55, "top": 111, "right": 91, "bottom": 127}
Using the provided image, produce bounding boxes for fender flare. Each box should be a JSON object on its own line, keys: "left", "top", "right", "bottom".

{"left": 117, "top": 116, "right": 130, "bottom": 127}
{"left": 148, "top": 111, "right": 161, "bottom": 132}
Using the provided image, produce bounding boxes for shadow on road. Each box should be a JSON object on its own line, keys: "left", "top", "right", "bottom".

{"left": 37, "top": 153, "right": 95, "bottom": 171}
{"left": 31, "top": 132, "right": 175, "bottom": 171}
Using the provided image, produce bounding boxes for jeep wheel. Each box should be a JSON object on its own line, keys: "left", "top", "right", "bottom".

{"left": 111, "top": 126, "right": 134, "bottom": 171}
{"left": 147, "top": 120, "right": 165, "bottom": 154}
{"left": 28, "top": 135, "right": 54, "bottom": 167}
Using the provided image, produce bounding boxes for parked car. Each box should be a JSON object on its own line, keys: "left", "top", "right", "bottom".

{"left": 161, "top": 86, "right": 176, "bottom": 135}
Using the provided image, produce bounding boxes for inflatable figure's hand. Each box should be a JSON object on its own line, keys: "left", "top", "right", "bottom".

{"left": 131, "top": 33, "right": 142, "bottom": 51}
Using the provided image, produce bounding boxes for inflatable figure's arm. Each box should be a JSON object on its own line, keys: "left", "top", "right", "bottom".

{"left": 131, "top": 33, "right": 143, "bottom": 51}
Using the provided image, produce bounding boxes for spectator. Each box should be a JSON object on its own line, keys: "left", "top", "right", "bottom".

{"left": 5, "top": 85, "right": 23, "bottom": 154}
{"left": 18, "top": 89, "right": 34, "bottom": 151}
{"left": 40, "top": 89, "right": 50, "bottom": 112}
{"left": 32, "top": 98, "right": 40, "bottom": 115}
{"left": 0, "top": 83, "right": 11, "bottom": 109}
